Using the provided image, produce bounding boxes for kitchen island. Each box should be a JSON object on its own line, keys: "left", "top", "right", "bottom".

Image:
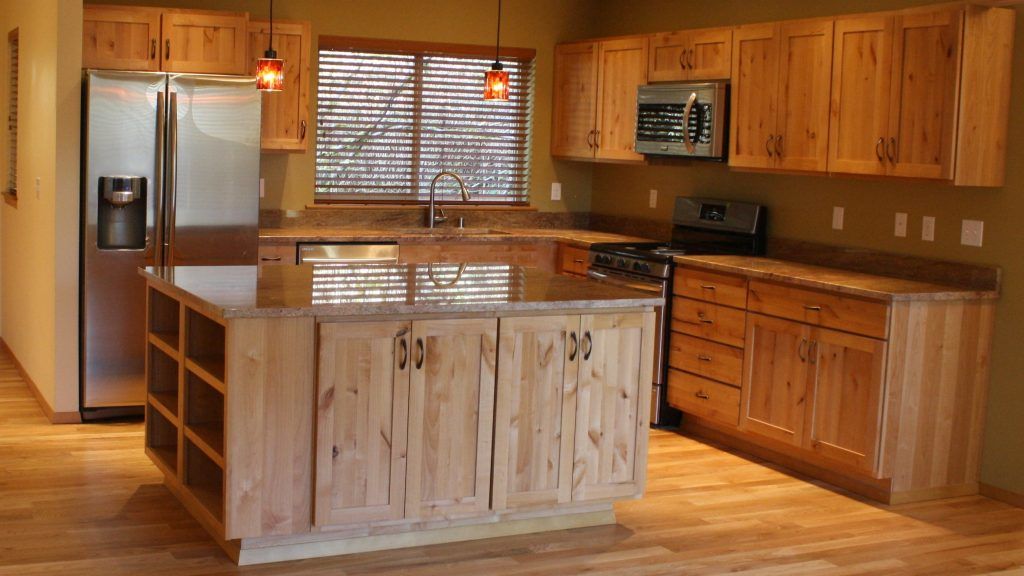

{"left": 139, "top": 263, "right": 660, "bottom": 565}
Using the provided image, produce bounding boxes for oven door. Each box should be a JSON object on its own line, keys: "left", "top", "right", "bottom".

{"left": 587, "top": 268, "right": 668, "bottom": 379}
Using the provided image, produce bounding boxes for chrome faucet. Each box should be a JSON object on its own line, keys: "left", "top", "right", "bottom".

{"left": 427, "top": 171, "right": 471, "bottom": 228}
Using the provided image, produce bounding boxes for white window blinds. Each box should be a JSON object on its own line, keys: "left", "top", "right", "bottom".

{"left": 7, "top": 29, "right": 17, "bottom": 198}
{"left": 315, "top": 40, "right": 534, "bottom": 204}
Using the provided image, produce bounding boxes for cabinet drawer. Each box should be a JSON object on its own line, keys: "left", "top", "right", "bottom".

{"left": 667, "top": 369, "right": 739, "bottom": 427}
{"left": 748, "top": 281, "right": 889, "bottom": 339}
{"left": 258, "top": 244, "right": 296, "bottom": 265}
{"left": 668, "top": 332, "right": 743, "bottom": 387}
{"left": 671, "top": 297, "right": 746, "bottom": 348}
{"left": 558, "top": 244, "right": 590, "bottom": 277}
{"left": 673, "top": 266, "right": 748, "bottom": 308}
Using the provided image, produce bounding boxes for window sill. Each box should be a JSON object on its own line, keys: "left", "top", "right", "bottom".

{"left": 307, "top": 203, "right": 537, "bottom": 212}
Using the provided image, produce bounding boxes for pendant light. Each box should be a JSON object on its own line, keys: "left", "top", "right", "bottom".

{"left": 483, "top": 0, "right": 510, "bottom": 101}
{"left": 256, "top": 0, "right": 284, "bottom": 92}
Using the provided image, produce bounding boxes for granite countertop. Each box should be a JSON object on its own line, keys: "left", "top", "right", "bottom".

{"left": 141, "top": 263, "right": 663, "bottom": 319}
{"left": 258, "top": 227, "right": 653, "bottom": 248}
{"left": 675, "top": 255, "right": 999, "bottom": 301}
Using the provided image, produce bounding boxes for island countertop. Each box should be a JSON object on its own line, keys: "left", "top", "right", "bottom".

{"left": 140, "top": 263, "right": 663, "bottom": 319}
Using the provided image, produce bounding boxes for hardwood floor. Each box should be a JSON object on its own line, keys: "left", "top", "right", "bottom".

{"left": 0, "top": 347, "right": 1021, "bottom": 575}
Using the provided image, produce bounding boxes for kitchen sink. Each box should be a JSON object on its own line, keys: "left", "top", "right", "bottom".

{"left": 396, "top": 228, "right": 510, "bottom": 236}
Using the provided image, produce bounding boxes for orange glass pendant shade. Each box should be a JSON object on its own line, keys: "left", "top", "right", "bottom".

{"left": 257, "top": 53, "right": 284, "bottom": 92}
{"left": 484, "top": 64, "right": 509, "bottom": 101}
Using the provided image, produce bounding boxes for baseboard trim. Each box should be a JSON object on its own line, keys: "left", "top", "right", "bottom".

{"left": 0, "top": 338, "right": 81, "bottom": 424}
{"left": 980, "top": 482, "right": 1024, "bottom": 509}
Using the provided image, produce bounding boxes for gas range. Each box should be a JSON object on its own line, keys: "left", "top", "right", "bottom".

{"left": 588, "top": 242, "right": 687, "bottom": 278}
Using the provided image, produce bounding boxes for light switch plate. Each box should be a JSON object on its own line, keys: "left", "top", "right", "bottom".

{"left": 259, "top": 178, "right": 265, "bottom": 198}
{"left": 895, "top": 212, "right": 908, "bottom": 238}
{"left": 550, "top": 182, "right": 562, "bottom": 201}
{"left": 649, "top": 189, "right": 658, "bottom": 208}
{"left": 832, "top": 206, "right": 845, "bottom": 231}
{"left": 961, "top": 219, "right": 984, "bottom": 247}
{"left": 922, "top": 216, "right": 935, "bottom": 242}
{"left": 35, "top": 177, "right": 40, "bottom": 199}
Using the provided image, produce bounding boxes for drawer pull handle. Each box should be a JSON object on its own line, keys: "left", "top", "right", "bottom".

{"left": 573, "top": 258, "right": 585, "bottom": 264}
{"left": 697, "top": 354, "right": 712, "bottom": 362}
{"left": 697, "top": 312, "right": 714, "bottom": 324}
{"left": 700, "top": 285, "right": 716, "bottom": 290}
{"left": 261, "top": 256, "right": 282, "bottom": 262}
{"left": 695, "top": 391, "right": 710, "bottom": 400}
{"left": 804, "top": 305, "right": 822, "bottom": 312}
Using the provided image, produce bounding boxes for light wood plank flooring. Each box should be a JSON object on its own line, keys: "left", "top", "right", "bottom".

{"left": 0, "top": 348, "right": 1021, "bottom": 575}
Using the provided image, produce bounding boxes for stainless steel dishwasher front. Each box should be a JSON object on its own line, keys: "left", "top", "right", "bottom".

{"left": 296, "top": 242, "right": 400, "bottom": 264}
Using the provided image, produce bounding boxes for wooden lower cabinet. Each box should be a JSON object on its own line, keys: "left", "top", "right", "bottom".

{"left": 557, "top": 243, "right": 590, "bottom": 277}
{"left": 314, "top": 321, "right": 410, "bottom": 527}
{"left": 741, "top": 314, "right": 812, "bottom": 447}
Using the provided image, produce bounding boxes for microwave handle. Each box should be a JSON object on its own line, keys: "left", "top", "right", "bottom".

{"left": 682, "top": 91, "right": 698, "bottom": 154}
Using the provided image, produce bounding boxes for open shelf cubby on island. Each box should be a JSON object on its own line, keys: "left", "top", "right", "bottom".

{"left": 140, "top": 263, "right": 662, "bottom": 565}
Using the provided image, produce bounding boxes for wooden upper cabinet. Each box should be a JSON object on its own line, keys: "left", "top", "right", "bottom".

{"left": 740, "top": 313, "right": 812, "bottom": 447}
{"left": 83, "top": 5, "right": 162, "bottom": 71}
{"left": 249, "top": 20, "right": 311, "bottom": 152}
{"left": 551, "top": 42, "right": 599, "bottom": 160}
{"left": 493, "top": 315, "right": 579, "bottom": 511}
{"left": 572, "top": 312, "right": 652, "bottom": 502}
{"left": 806, "top": 327, "right": 886, "bottom": 475}
{"left": 595, "top": 37, "right": 648, "bottom": 162}
{"left": 314, "top": 321, "right": 410, "bottom": 527}
{"left": 161, "top": 11, "right": 248, "bottom": 75}
{"left": 729, "top": 24, "right": 779, "bottom": 170}
{"left": 775, "top": 19, "right": 834, "bottom": 172}
{"left": 405, "top": 318, "right": 497, "bottom": 520}
{"left": 887, "top": 8, "right": 962, "bottom": 180}
{"left": 829, "top": 15, "right": 894, "bottom": 176}
{"left": 648, "top": 28, "right": 732, "bottom": 82}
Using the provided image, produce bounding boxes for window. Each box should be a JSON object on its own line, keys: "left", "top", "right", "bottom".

{"left": 6, "top": 28, "right": 17, "bottom": 204}
{"left": 315, "top": 37, "right": 534, "bottom": 204}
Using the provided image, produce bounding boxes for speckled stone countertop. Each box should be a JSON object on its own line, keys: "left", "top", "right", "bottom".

{"left": 141, "top": 263, "right": 662, "bottom": 319}
{"left": 675, "top": 255, "right": 999, "bottom": 302}
{"left": 258, "top": 227, "right": 653, "bottom": 249}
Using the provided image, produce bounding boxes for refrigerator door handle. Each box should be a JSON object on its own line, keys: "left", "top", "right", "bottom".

{"left": 165, "top": 90, "right": 178, "bottom": 265}
{"left": 153, "top": 90, "right": 166, "bottom": 267}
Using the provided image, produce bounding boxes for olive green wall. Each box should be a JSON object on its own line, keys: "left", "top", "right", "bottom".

{"left": 590, "top": 0, "right": 1024, "bottom": 495}
{"left": 86, "top": 0, "right": 599, "bottom": 212}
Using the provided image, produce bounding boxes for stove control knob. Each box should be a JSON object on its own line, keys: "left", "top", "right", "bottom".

{"left": 640, "top": 263, "right": 651, "bottom": 273}
{"left": 617, "top": 258, "right": 627, "bottom": 268}
{"left": 632, "top": 261, "right": 642, "bottom": 271}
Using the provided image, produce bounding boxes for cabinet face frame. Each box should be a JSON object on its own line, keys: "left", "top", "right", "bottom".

{"left": 249, "top": 19, "right": 311, "bottom": 152}
{"left": 314, "top": 321, "right": 411, "bottom": 527}
{"left": 594, "top": 37, "right": 648, "bottom": 162}
{"left": 83, "top": 5, "right": 162, "bottom": 72}
{"left": 728, "top": 23, "right": 780, "bottom": 170}
{"left": 551, "top": 42, "right": 599, "bottom": 160}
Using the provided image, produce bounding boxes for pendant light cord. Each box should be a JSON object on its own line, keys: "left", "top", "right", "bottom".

{"left": 494, "top": 0, "right": 501, "bottom": 64}
{"left": 267, "top": 0, "right": 274, "bottom": 54}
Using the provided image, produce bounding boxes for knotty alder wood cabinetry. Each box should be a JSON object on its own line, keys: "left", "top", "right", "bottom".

{"left": 551, "top": 37, "right": 648, "bottom": 163}
{"left": 248, "top": 20, "right": 311, "bottom": 152}
{"left": 142, "top": 265, "right": 657, "bottom": 564}
{"left": 84, "top": 5, "right": 249, "bottom": 75}
{"left": 648, "top": 28, "right": 732, "bottom": 82}
{"left": 669, "top": 263, "right": 996, "bottom": 504}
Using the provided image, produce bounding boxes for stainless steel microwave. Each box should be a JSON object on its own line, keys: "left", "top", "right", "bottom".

{"left": 635, "top": 82, "right": 728, "bottom": 160}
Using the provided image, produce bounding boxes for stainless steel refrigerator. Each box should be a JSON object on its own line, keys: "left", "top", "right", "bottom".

{"left": 81, "top": 70, "right": 261, "bottom": 414}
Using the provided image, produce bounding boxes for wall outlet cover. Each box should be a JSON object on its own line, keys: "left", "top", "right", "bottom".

{"left": 259, "top": 178, "right": 265, "bottom": 198}
{"left": 550, "top": 182, "right": 562, "bottom": 201}
{"left": 649, "top": 189, "right": 658, "bottom": 208}
{"left": 895, "top": 212, "right": 908, "bottom": 238}
{"left": 832, "top": 206, "right": 845, "bottom": 231}
{"left": 922, "top": 216, "right": 936, "bottom": 242}
{"left": 961, "top": 219, "right": 984, "bottom": 247}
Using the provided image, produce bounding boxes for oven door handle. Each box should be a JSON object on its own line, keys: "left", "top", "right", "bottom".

{"left": 587, "top": 270, "right": 665, "bottom": 294}
{"left": 682, "top": 91, "right": 698, "bottom": 155}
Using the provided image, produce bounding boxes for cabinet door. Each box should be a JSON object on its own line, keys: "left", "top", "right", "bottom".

{"left": 775, "top": 19, "right": 834, "bottom": 172}
{"left": 161, "top": 11, "right": 248, "bottom": 75}
{"left": 887, "top": 9, "right": 962, "bottom": 180}
{"left": 594, "top": 37, "right": 648, "bottom": 162}
{"left": 83, "top": 5, "right": 161, "bottom": 71}
{"left": 729, "top": 24, "right": 779, "bottom": 169}
{"left": 806, "top": 327, "right": 886, "bottom": 474}
{"left": 572, "top": 312, "right": 652, "bottom": 501}
{"left": 828, "top": 16, "right": 893, "bottom": 176}
{"left": 690, "top": 28, "right": 733, "bottom": 80}
{"left": 315, "top": 322, "right": 410, "bottom": 527}
{"left": 406, "top": 318, "right": 497, "bottom": 520}
{"left": 493, "top": 316, "right": 579, "bottom": 510}
{"left": 249, "top": 20, "right": 311, "bottom": 152}
{"left": 551, "top": 42, "right": 599, "bottom": 160}
{"left": 740, "top": 314, "right": 812, "bottom": 446}
{"left": 648, "top": 31, "right": 690, "bottom": 82}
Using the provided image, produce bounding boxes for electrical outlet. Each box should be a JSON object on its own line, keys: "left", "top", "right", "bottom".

{"left": 649, "top": 189, "right": 658, "bottom": 208}
{"left": 961, "top": 219, "right": 984, "bottom": 247}
{"left": 35, "top": 177, "right": 40, "bottom": 199}
{"left": 832, "top": 206, "right": 845, "bottom": 231}
{"left": 550, "top": 182, "right": 562, "bottom": 201}
{"left": 922, "top": 216, "right": 935, "bottom": 242}
{"left": 894, "top": 212, "right": 908, "bottom": 238}
{"left": 259, "top": 178, "right": 265, "bottom": 199}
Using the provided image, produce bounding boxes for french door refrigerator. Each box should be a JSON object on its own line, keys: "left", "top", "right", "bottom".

{"left": 81, "top": 70, "right": 261, "bottom": 415}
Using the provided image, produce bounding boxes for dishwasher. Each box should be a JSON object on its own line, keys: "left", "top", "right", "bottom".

{"left": 296, "top": 242, "right": 400, "bottom": 264}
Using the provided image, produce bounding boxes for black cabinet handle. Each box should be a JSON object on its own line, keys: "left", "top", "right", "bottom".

{"left": 568, "top": 331, "right": 579, "bottom": 362}
{"left": 165, "top": 39, "right": 170, "bottom": 60}
{"left": 582, "top": 331, "right": 593, "bottom": 361}
{"left": 415, "top": 338, "right": 425, "bottom": 369}
{"left": 398, "top": 338, "right": 408, "bottom": 370}
{"left": 151, "top": 39, "right": 157, "bottom": 59}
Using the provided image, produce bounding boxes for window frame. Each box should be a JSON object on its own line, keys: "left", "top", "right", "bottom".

{"left": 313, "top": 36, "right": 536, "bottom": 207}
